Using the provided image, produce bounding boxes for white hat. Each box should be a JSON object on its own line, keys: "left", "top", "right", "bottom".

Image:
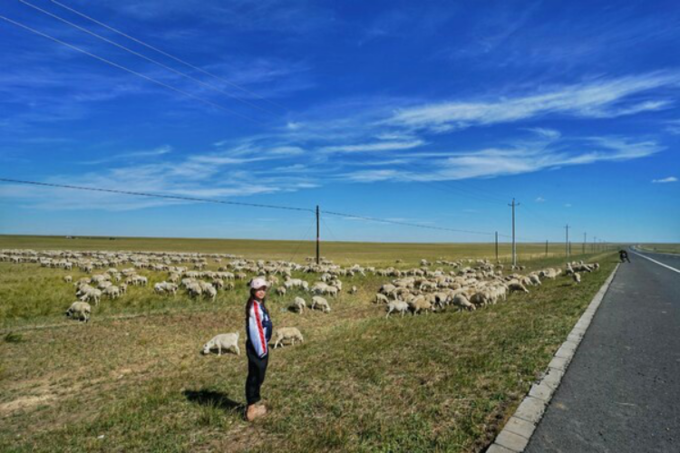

{"left": 250, "top": 277, "right": 268, "bottom": 290}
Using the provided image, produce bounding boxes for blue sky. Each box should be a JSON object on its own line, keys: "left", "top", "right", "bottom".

{"left": 0, "top": 0, "right": 678, "bottom": 243}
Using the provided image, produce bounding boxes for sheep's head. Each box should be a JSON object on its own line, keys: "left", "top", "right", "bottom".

{"left": 201, "top": 340, "right": 215, "bottom": 355}
{"left": 65, "top": 308, "right": 73, "bottom": 317}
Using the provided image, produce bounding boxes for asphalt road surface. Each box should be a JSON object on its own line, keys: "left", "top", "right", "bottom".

{"left": 525, "top": 249, "right": 680, "bottom": 453}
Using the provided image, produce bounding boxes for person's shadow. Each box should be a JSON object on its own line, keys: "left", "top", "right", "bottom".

{"left": 183, "top": 389, "right": 244, "bottom": 413}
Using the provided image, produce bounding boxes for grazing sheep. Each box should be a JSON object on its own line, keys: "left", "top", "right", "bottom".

{"left": 291, "top": 297, "right": 306, "bottom": 313}
{"left": 212, "top": 278, "right": 224, "bottom": 290}
{"left": 452, "top": 293, "right": 475, "bottom": 311}
{"left": 470, "top": 291, "right": 491, "bottom": 307}
{"left": 272, "top": 327, "right": 304, "bottom": 348}
{"left": 102, "top": 285, "right": 121, "bottom": 299}
{"left": 186, "top": 282, "right": 203, "bottom": 298}
{"left": 379, "top": 283, "right": 397, "bottom": 295}
{"left": 201, "top": 333, "right": 240, "bottom": 356}
{"left": 79, "top": 287, "right": 102, "bottom": 306}
{"left": 224, "top": 281, "right": 235, "bottom": 290}
{"left": 201, "top": 283, "right": 217, "bottom": 301}
{"left": 119, "top": 283, "right": 128, "bottom": 295}
{"left": 529, "top": 274, "right": 542, "bottom": 286}
{"left": 324, "top": 286, "right": 339, "bottom": 297}
{"left": 63, "top": 275, "right": 72, "bottom": 283}
{"left": 573, "top": 272, "right": 581, "bottom": 284}
{"left": 408, "top": 296, "right": 432, "bottom": 314}
{"left": 311, "top": 296, "right": 331, "bottom": 313}
{"left": 98, "top": 281, "right": 113, "bottom": 290}
{"left": 507, "top": 281, "right": 530, "bottom": 293}
{"left": 154, "top": 282, "right": 178, "bottom": 295}
{"left": 374, "top": 293, "right": 390, "bottom": 304}
{"left": 385, "top": 300, "right": 409, "bottom": 318}
{"left": 276, "top": 286, "right": 287, "bottom": 296}
{"left": 65, "top": 301, "right": 91, "bottom": 322}
{"left": 349, "top": 285, "right": 358, "bottom": 294}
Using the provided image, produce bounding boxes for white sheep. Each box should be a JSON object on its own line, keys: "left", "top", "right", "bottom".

{"left": 291, "top": 297, "right": 306, "bottom": 313}
{"left": 349, "top": 285, "right": 358, "bottom": 294}
{"left": 102, "top": 285, "right": 121, "bottom": 299}
{"left": 63, "top": 275, "right": 72, "bottom": 283}
{"left": 573, "top": 272, "right": 581, "bottom": 284}
{"left": 79, "top": 287, "right": 102, "bottom": 306}
{"left": 408, "top": 296, "right": 432, "bottom": 314}
{"left": 452, "top": 293, "right": 475, "bottom": 311}
{"left": 65, "top": 301, "right": 91, "bottom": 322}
{"left": 375, "top": 293, "right": 390, "bottom": 304}
{"left": 154, "top": 281, "right": 178, "bottom": 295}
{"left": 272, "top": 327, "right": 304, "bottom": 348}
{"left": 311, "top": 296, "right": 331, "bottom": 313}
{"left": 276, "top": 286, "right": 287, "bottom": 296}
{"left": 507, "top": 281, "right": 530, "bottom": 293}
{"left": 201, "top": 283, "right": 217, "bottom": 301}
{"left": 385, "top": 300, "right": 409, "bottom": 318}
{"left": 201, "top": 333, "right": 240, "bottom": 356}
{"left": 529, "top": 274, "right": 542, "bottom": 286}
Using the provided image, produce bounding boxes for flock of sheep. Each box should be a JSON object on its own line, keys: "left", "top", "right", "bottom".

{"left": 375, "top": 259, "right": 600, "bottom": 317}
{"left": 1, "top": 249, "right": 599, "bottom": 356}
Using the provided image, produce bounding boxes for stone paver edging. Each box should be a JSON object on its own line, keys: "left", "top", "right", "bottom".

{"left": 486, "top": 263, "right": 621, "bottom": 453}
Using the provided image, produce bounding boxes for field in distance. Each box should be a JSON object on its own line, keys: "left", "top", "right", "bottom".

{"left": 0, "top": 234, "right": 615, "bottom": 266}
{"left": 1, "top": 235, "right": 617, "bottom": 452}
{"left": 637, "top": 243, "right": 680, "bottom": 255}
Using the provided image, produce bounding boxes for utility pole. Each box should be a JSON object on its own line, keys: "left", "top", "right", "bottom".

{"left": 583, "top": 232, "right": 586, "bottom": 254}
{"left": 508, "top": 198, "right": 520, "bottom": 267}
{"left": 495, "top": 231, "right": 499, "bottom": 262}
{"left": 565, "top": 224, "right": 570, "bottom": 257}
{"left": 316, "top": 205, "right": 320, "bottom": 265}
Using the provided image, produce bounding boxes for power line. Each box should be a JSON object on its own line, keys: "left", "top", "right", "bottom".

{"left": 0, "top": 178, "right": 314, "bottom": 213}
{"left": 0, "top": 177, "right": 500, "bottom": 237}
{"left": 18, "top": 0, "right": 277, "bottom": 118}
{"left": 320, "top": 209, "right": 495, "bottom": 237}
{"left": 0, "top": 14, "right": 259, "bottom": 124}
{"left": 48, "top": 0, "right": 288, "bottom": 112}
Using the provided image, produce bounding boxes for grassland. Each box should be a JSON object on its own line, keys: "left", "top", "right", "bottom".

{"left": 637, "top": 243, "right": 680, "bottom": 255}
{"left": 0, "top": 234, "right": 617, "bottom": 266}
{"left": 0, "top": 235, "right": 617, "bottom": 452}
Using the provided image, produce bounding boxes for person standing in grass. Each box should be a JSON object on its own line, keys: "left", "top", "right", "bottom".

{"left": 244, "top": 277, "right": 273, "bottom": 421}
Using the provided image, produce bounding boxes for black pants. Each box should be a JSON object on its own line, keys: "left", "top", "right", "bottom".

{"left": 245, "top": 342, "right": 268, "bottom": 405}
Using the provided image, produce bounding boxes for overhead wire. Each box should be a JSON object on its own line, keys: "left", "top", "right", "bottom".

{"left": 0, "top": 177, "right": 497, "bottom": 238}
{"left": 17, "top": 0, "right": 278, "bottom": 118}
{"left": 48, "top": 0, "right": 288, "bottom": 112}
{"left": 0, "top": 178, "right": 314, "bottom": 213}
{"left": 0, "top": 14, "right": 261, "bottom": 124}
{"left": 320, "top": 209, "right": 495, "bottom": 237}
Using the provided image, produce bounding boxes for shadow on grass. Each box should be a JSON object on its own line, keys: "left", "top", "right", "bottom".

{"left": 183, "top": 389, "right": 244, "bottom": 413}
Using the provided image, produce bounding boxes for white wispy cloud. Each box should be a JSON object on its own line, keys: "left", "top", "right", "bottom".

{"left": 343, "top": 134, "right": 663, "bottom": 182}
{"left": 535, "top": 196, "right": 546, "bottom": 202}
{"left": 320, "top": 139, "right": 424, "bottom": 153}
{"left": 652, "top": 176, "right": 677, "bottom": 183}
{"left": 81, "top": 145, "right": 172, "bottom": 165}
{"left": 385, "top": 73, "right": 678, "bottom": 132}
{"left": 0, "top": 142, "right": 317, "bottom": 211}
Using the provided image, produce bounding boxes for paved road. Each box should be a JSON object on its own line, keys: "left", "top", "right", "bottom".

{"left": 525, "top": 249, "right": 680, "bottom": 453}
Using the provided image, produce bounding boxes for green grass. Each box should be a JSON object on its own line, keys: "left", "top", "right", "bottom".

{"left": 0, "top": 234, "right": 617, "bottom": 267}
{"left": 637, "top": 243, "right": 680, "bottom": 255}
{"left": 0, "top": 236, "right": 618, "bottom": 452}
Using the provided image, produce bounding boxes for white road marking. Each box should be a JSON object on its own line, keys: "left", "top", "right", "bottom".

{"left": 630, "top": 251, "right": 680, "bottom": 275}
